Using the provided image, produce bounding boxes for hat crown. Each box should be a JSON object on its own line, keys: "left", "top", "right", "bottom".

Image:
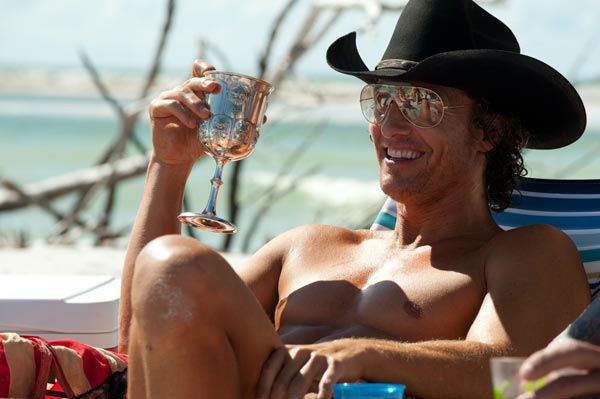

{"left": 381, "top": 0, "right": 519, "bottom": 64}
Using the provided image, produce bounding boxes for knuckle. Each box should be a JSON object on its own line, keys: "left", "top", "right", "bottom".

{"left": 190, "top": 97, "right": 205, "bottom": 109}
{"left": 201, "top": 77, "right": 216, "bottom": 87}
{"left": 148, "top": 100, "right": 159, "bottom": 113}
{"left": 164, "top": 98, "right": 181, "bottom": 110}
{"left": 178, "top": 83, "right": 192, "bottom": 94}
{"left": 193, "top": 60, "right": 215, "bottom": 74}
{"left": 169, "top": 90, "right": 186, "bottom": 102}
{"left": 158, "top": 89, "right": 175, "bottom": 99}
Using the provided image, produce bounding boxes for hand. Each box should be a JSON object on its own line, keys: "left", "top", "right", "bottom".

{"left": 256, "top": 340, "right": 365, "bottom": 399}
{"left": 517, "top": 338, "right": 600, "bottom": 398}
{"left": 148, "top": 59, "right": 220, "bottom": 165}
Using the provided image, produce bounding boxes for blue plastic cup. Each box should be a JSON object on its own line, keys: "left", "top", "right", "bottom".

{"left": 333, "top": 383, "right": 406, "bottom": 399}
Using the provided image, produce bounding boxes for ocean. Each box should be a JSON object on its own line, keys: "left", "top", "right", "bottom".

{"left": 2, "top": 76, "right": 600, "bottom": 252}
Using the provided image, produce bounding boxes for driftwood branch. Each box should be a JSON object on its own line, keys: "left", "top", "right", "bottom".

{"left": 0, "top": 154, "right": 149, "bottom": 212}
{"left": 77, "top": 49, "right": 126, "bottom": 118}
{"left": 55, "top": 0, "right": 175, "bottom": 240}
{"left": 96, "top": 0, "right": 175, "bottom": 239}
{"left": 1, "top": 180, "right": 88, "bottom": 230}
{"left": 140, "top": 0, "right": 175, "bottom": 99}
{"left": 258, "top": 0, "right": 301, "bottom": 77}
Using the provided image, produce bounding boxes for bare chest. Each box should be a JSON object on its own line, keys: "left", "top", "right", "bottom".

{"left": 275, "top": 253, "right": 486, "bottom": 343}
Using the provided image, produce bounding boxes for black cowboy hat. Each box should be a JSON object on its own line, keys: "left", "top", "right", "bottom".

{"left": 326, "top": 0, "right": 586, "bottom": 149}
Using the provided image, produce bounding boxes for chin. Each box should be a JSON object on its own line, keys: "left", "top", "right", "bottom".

{"left": 380, "top": 177, "right": 427, "bottom": 201}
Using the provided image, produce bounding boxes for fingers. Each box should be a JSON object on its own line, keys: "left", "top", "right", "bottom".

{"left": 149, "top": 77, "right": 219, "bottom": 128}
{"left": 149, "top": 99, "right": 197, "bottom": 129}
{"left": 257, "top": 347, "right": 289, "bottom": 399}
{"left": 520, "top": 340, "right": 600, "bottom": 380}
{"left": 183, "top": 77, "right": 221, "bottom": 95}
{"left": 317, "top": 360, "right": 341, "bottom": 399}
{"left": 192, "top": 59, "right": 215, "bottom": 78}
{"left": 517, "top": 370, "right": 600, "bottom": 399}
{"left": 270, "top": 349, "right": 311, "bottom": 399}
{"left": 257, "top": 344, "right": 352, "bottom": 399}
{"left": 288, "top": 354, "right": 328, "bottom": 399}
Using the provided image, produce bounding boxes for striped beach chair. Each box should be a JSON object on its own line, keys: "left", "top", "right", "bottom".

{"left": 371, "top": 177, "right": 600, "bottom": 299}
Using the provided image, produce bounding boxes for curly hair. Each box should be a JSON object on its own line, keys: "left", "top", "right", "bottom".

{"left": 471, "top": 98, "right": 530, "bottom": 212}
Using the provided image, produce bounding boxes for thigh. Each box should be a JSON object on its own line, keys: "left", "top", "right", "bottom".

{"left": 133, "top": 235, "right": 284, "bottom": 398}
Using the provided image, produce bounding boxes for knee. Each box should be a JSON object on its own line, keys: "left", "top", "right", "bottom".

{"left": 131, "top": 235, "right": 232, "bottom": 331}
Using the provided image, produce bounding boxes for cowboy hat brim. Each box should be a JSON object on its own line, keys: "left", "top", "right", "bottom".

{"left": 327, "top": 32, "right": 586, "bottom": 150}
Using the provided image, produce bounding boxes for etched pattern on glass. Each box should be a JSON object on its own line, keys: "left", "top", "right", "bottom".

{"left": 198, "top": 75, "right": 264, "bottom": 161}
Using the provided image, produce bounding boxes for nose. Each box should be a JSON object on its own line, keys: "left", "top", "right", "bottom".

{"left": 379, "top": 103, "right": 413, "bottom": 139}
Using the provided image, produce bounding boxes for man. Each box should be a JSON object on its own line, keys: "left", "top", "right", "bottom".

{"left": 120, "top": 0, "right": 591, "bottom": 398}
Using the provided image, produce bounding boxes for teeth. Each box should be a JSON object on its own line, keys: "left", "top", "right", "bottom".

{"left": 387, "top": 148, "right": 422, "bottom": 160}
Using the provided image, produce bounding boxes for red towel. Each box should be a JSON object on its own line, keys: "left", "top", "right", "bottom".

{"left": 0, "top": 333, "right": 127, "bottom": 399}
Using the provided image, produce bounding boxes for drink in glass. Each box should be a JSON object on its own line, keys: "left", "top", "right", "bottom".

{"left": 490, "top": 357, "right": 546, "bottom": 399}
{"left": 178, "top": 71, "right": 273, "bottom": 233}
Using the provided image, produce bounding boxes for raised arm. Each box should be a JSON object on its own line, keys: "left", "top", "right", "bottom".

{"left": 119, "top": 60, "right": 219, "bottom": 351}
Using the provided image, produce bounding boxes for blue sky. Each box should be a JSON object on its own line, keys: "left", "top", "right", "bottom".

{"left": 1, "top": 0, "right": 600, "bottom": 81}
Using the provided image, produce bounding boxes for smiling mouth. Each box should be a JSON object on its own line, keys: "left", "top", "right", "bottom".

{"left": 385, "top": 148, "right": 425, "bottom": 162}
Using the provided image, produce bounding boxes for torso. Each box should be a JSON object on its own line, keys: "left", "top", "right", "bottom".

{"left": 275, "top": 225, "right": 493, "bottom": 344}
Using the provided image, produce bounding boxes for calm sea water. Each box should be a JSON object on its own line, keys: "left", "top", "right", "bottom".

{"left": 1, "top": 92, "right": 600, "bottom": 251}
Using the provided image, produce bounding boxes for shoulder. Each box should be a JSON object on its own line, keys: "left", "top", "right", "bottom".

{"left": 489, "top": 223, "right": 575, "bottom": 252}
{"left": 282, "top": 223, "right": 361, "bottom": 240}
{"left": 465, "top": 224, "right": 590, "bottom": 352}
{"left": 484, "top": 223, "right": 589, "bottom": 304}
{"left": 252, "top": 224, "right": 360, "bottom": 261}
{"left": 486, "top": 224, "right": 579, "bottom": 270}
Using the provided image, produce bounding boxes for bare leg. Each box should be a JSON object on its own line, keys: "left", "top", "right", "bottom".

{"left": 127, "top": 235, "right": 283, "bottom": 399}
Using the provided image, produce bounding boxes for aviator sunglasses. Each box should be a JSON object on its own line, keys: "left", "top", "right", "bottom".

{"left": 360, "top": 84, "right": 466, "bottom": 128}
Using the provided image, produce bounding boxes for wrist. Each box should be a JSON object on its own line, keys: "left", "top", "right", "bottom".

{"left": 149, "top": 153, "right": 195, "bottom": 176}
{"left": 145, "top": 154, "right": 195, "bottom": 196}
{"left": 334, "top": 338, "right": 374, "bottom": 380}
{"left": 357, "top": 342, "right": 376, "bottom": 380}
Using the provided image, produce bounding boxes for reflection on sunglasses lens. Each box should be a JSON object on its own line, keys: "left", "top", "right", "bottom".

{"left": 360, "top": 85, "right": 444, "bottom": 127}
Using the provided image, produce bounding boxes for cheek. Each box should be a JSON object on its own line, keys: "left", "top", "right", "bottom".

{"left": 369, "top": 123, "right": 380, "bottom": 139}
{"left": 369, "top": 125, "right": 384, "bottom": 153}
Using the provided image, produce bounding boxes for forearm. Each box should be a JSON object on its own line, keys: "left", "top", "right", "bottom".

{"left": 356, "top": 338, "right": 507, "bottom": 399}
{"left": 119, "top": 154, "right": 194, "bottom": 351}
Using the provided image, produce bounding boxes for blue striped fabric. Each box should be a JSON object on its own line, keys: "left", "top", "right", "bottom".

{"left": 371, "top": 177, "right": 600, "bottom": 298}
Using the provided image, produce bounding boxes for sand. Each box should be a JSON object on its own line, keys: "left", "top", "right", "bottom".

{"left": 0, "top": 245, "right": 250, "bottom": 276}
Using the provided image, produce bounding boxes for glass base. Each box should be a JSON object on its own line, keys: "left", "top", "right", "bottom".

{"left": 178, "top": 212, "right": 237, "bottom": 234}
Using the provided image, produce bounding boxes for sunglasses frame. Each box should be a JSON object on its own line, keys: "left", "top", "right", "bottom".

{"left": 360, "top": 84, "right": 466, "bottom": 128}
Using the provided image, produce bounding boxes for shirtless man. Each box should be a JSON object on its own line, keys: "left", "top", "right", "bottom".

{"left": 120, "top": 0, "right": 590, "bottom": 398}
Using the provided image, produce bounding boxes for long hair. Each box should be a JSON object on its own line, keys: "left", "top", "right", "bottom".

{"left": 471, "top": 99, "right": 530, "bottom": 211}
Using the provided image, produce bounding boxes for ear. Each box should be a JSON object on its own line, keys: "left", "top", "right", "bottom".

{"left": 479, "top": 134, "right": 496, "bottom": 153}
{"left": 474, "top": 112, "right": 501, "bottom": 153}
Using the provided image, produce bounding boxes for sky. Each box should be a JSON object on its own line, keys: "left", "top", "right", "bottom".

{"left": 1, "top": 0, "right": 600, "bottom": 82}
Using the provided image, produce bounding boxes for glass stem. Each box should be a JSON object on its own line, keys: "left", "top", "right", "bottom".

{"left": 202, "top": 158, "right": 227, "bottom": 216}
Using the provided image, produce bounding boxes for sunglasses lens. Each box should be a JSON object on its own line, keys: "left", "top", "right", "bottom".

{"left": 360, "top": 85, "right": 445, "bottom": 127}
{"left": 360, "top": 85, "right": 381, "bottom": 123}
{"left": 397, "top": 86, "right": 443, "bottom": 127}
